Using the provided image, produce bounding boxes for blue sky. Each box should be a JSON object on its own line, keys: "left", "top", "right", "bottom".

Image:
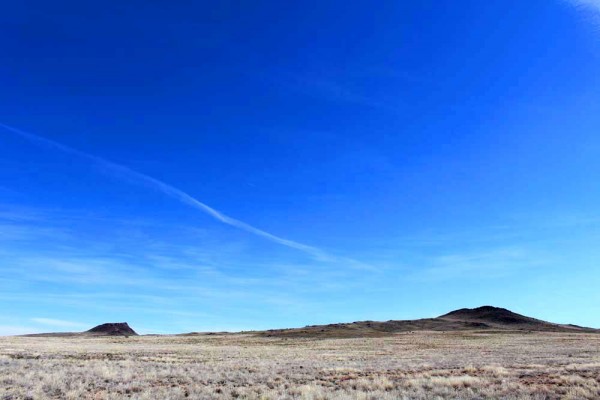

{"left": 1, "top": 0, "right": 600, "bottom": 335}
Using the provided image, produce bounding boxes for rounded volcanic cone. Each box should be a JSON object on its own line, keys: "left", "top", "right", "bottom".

{"left": 439, "top": 306, "right": 544, "bottom": 326}
{"left": 86, "top": 322, "right": 138, "bottom": 336}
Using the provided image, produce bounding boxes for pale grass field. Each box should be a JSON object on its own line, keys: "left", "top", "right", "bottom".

{"left": 1, "top": 331, "right": 599, "bottom": 399}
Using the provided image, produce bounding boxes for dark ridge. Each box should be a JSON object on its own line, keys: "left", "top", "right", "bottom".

{"left": 254, "top": 306, "right": 598, "bottom": 338}
{"left": 20, "top": 322, "right": 139, "bottom": 337}
{"left": 439, "top": 306, "right": 542, "bottom": 325}
{"left": 86, "top": 322, "right": 137, "bottom": 336}
{"left": 15, "top": 307, "right": 597, "bottom": 338}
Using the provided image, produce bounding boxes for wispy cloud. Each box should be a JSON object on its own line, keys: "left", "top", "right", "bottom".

{"left": 274, "top": 72, "right": 397, "bottom": 111}
{"left": 0, "top": 222, "right": 72, "bottom": 242}
{"left": 568, "top": 0, "right": 600, "bottom": 30}
{"left": 0, "top": 123, "right": 355, "bottom": 264}
{"left": 291, "top": 76, "right": 392, "bottom": 109}
{"left": 410, "top": 247, "right": 550, "bottom": 282}
{"left": 0, "top": 325, "right": 43, "bottom": 336}
{"left": 31, "top": 318, "right": 88, "bottom": 329}
{"left": 0, "top": 204, "right": 374, "bottom": 298}
{"left": 571, "top": 0, "right": 600, "bottom": 12}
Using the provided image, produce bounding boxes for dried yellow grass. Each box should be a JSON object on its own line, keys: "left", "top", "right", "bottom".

{"left": 0, "top": 331, "right": 599, "bottom": 399}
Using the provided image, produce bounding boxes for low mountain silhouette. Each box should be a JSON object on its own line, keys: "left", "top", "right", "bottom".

{"left": 22, "top": 322, "right": 138, "bottom": 337}
{"left": 86, "top": 322, "right": 137, "bottom": 336}
{"left": 440, "top": 306, "right": 547, "bottom": 326}
{"left": 258, "top": 306, "right": 598, "bottom": 338}
{"left": 18, "top": 307, "right": 597, "bottom": 338}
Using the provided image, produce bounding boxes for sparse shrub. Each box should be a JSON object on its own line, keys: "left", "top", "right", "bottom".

{"left": 0, "top": 332, "right": 599, "bottom": 399}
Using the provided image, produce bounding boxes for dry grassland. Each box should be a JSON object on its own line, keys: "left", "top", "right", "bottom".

{"left": 1, "top": 331, "right": 599, "bottom": 399}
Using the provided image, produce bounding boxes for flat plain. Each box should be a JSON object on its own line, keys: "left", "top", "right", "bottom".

{"left": 1, "top": 331, "right": 599, "bottom": 399}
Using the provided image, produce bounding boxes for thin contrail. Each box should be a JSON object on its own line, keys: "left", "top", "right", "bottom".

{"left": 0, "top": 122, "right": 334, "bottom": 261}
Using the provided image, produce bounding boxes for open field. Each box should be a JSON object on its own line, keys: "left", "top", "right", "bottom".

{"left": 1, "top": 331, "right": 599, "bottom": 399}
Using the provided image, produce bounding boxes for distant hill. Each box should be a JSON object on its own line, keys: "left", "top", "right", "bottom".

{"left": 440, "top": 306, "right": 550, "bottom": 327}
{"left": 22, "top": 322, "right": 138, "bottom": 337}
{"left": 257, "top": 306, "right": 598, "bottom": 338}
{"left": 85, "top": 322, "right": 137, "bottom": 336}
{"left": 17, "top": 307, "right": 597, "bottom": 338}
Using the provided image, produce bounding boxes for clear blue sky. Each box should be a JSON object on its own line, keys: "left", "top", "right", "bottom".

{"left": 1, "top": 0, "right": 600, "bottom": 334}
